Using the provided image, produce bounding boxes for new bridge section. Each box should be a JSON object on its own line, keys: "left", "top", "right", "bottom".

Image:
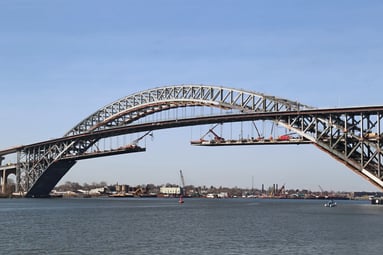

{"left": 3, "top": 105, "right": 382, "bottom": 155}
{"left": 1, "top": 84, "right": 383, "bottom": 197}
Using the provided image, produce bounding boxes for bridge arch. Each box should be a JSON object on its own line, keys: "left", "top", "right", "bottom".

{"left": 65, "top": 85, "right": 313, "bottom": 136}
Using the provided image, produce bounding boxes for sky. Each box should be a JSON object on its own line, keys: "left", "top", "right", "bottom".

{"left": 0, "top": 0, "right": 383, "bottom": 192}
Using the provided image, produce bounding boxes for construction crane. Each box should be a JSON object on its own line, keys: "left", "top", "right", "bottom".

{"left": 179, "top": 170, "right": 186, "bottom": 196}
{"left": 275, "top": 183, "right": 286, "bottom": 197}
{"left": 208, "top": 128, "right": 225, "bottom": 143}
{"left": 196, "top": 124, "right": 225, "bottom": 143}
{"left": 129, "top": 131, "right": 153, "bottom": 147}
{"left": 318, "top": 185, "right": 328, "bottom": 198}
{"left": 318, "top": 185, "right": 324, "bottom": 195}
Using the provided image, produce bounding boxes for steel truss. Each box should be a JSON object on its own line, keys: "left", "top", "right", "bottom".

{"left": 65, "top": 85, "right": 312, "bottom": 136}
{"left": 0, "top": 85, "right": 382, "bottom": 196}
{"left": 275, "top": 110, "right": 383, "bottom": 188}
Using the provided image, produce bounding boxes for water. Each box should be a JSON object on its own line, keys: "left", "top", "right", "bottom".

{"left": 0, "top": 198, "right": 382, "bottom": 255}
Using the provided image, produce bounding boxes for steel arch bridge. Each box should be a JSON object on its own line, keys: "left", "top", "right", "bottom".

{"left": 1, "top": 84, "right": 383, "bottom": 197}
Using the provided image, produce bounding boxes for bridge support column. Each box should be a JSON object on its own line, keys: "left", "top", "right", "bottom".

{"left": 0, "top": 156, "right": 4, "bottom": 194}
{"left": 16, "top": 151, "right": 21, "bottom": 194}
{"left": 1, "top": 169, "right": 6, "bottom": 194}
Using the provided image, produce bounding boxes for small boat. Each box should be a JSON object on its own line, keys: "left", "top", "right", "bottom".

{"left": 324, "top": 199, "right": 336, "bottom": 207}
{"left": 178, "top": 195, "right": 184, "bottom": 204}
{"left": 370, "top": 197, "right": 383, "bottom": 205}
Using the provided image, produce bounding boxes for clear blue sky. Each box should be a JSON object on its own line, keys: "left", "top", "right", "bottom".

{"left": 1, "top": 0, "right": 382, "bottom": 191}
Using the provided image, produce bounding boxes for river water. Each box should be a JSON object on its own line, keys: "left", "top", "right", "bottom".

{"left": 0, "top": 198, "right": 382, "bottom": 254}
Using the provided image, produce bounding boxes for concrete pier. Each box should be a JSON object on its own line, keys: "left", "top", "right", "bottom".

{"left": 0, "top": 157, "right": 16, "bottom": 194}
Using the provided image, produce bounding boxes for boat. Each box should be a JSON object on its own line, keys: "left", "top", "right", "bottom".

{"left": 178, "top": 195, "right": 184, "bottom": 204}
{"left": 324, "top": 199, "right": 336, "bottom": 207}
{"left": 370, "top": 197, "right": 383, "bottom": 205}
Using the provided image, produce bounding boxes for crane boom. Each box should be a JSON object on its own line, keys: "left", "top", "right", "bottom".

{"left": 131, "top": 131, "right": 153, "bottom": 146}
{"left": 179, "top": 170, "right": 185, "bottom": 188}
{"left": 179, "top": 170, "right": 186, "bottom": 196}
{"left": 200, "top": 124, "right": 224, "bottom": 142}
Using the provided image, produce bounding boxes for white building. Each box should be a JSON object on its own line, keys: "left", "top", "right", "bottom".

{"left": 160, "top": 186, "right": 182, "bottom": 196}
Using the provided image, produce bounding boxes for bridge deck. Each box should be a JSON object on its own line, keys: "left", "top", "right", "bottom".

{"left": 0, "top": 164, "right": 17, "bottom": 171}
{"left": 62, "top": 146, "right": 146, "bottom": 160}
{"left": 191, "top": 139, "right": 312, "bottom": 146}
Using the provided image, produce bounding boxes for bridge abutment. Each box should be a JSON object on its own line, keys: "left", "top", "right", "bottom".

{"left": 0, "top": 157, "right": 17, "bottom": 194}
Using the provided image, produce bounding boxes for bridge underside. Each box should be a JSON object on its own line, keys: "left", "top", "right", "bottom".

{"left": 26, "top": 160, "right": 77, "bottom": 198}
{"left": 63, "top": 146, "right": 146, "bottom": 160}
{"left": 24, "top": 146, "right": 146, "bottom": 197}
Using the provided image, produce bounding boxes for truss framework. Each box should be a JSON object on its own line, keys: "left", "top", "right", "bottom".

{"left": 66, "top": 85, "right": 312, "bottom": 136}
{"left": 276, "top": 111, "right": 383, "bottom": 187}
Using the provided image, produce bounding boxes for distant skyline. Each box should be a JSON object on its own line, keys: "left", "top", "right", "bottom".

{"left": 1, "top": 0, "right": 383, "bottom": 191}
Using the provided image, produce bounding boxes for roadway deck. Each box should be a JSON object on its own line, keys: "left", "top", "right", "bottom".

{"left": 191, "top": 139, "right": 312, "bottom": 146}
